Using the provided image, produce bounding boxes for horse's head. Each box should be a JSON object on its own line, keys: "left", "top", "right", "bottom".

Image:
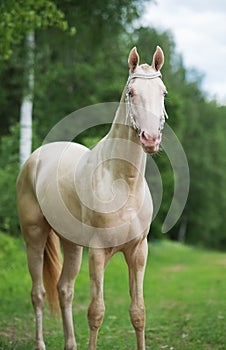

{"left": 126, "top": 46, "right": 167, "bottom": 154}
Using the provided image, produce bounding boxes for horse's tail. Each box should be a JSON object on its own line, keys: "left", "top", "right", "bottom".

{"left": 43, "top": 229, "right": 62, "bottom": 314}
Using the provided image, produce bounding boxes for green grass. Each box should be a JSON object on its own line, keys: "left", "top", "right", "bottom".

{"left": 0, "top": 232, "right": 226, "bottom": 349}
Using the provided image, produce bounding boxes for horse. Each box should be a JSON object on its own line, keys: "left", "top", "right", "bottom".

{"left": 16, "top": 46, "right": 167, "bottom": 350}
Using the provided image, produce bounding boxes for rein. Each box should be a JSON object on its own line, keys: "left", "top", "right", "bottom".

{"left": 125, "top": 71, "right": 168, "bottom": 137}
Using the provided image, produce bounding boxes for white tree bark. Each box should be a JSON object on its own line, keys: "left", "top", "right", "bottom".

{"left": 178, "top": 214, "right": 187, "bottom": 243}
{"left": 19, "top": 31, "right": 35, "bottom": 166}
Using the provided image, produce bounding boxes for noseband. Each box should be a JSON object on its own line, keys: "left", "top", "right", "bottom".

{"left": 125, "top": 71, "right": 168, "bottom": 137}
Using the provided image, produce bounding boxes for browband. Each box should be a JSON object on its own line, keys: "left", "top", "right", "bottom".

{"left": 126, "top": 71, "right": 162, "bottom": 85}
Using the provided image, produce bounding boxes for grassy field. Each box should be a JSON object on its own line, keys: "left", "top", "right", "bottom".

{"left": 0, "top": 232, "right": 226, "bottom": 350}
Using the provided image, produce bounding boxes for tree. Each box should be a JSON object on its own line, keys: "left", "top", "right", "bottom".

{"left": 0, "top": 0, "right": 73, "bottom": 165}
{"left": 19, "top": 32, "right": 34, "bottom": 166}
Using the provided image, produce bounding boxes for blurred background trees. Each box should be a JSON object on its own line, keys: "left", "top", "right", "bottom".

{"left": 0, "top": 0, "right": 226, "bottom": 250}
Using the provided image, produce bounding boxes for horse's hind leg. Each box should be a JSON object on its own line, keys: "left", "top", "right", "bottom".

{"left": 57, "top": 238, "right": 83, "bottom": 350}
{"left": 20, "top": 208, "right": 50, "bottom": 350}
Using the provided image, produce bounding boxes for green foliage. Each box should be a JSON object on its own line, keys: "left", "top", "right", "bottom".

{"left": 0, "top": 0, "right": 76, "bottom": 135}
{"left": 32, "top": 0, "right": 146, "bottom": 137}
{"left": 183, "top": 101, "right": 226, "bottom": 249}
{"left": 0, "top": 235, "right": 226, "bottom": 349}
{"left": 0, "top": 0, "right": 71, "bottom": 60}
{"left": 0, "top": 123, "right": 41, "bottom": 235}
{"left": 0, "top": 124, "right": 20, "bottom": 235}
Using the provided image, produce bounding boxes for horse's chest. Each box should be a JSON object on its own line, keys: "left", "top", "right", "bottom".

{"left": 82, "top": 185, "right": 152, "bottom": 228}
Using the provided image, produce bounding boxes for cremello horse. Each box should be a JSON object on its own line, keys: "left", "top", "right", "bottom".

{"left": 16, "top": 46, "right": 167, "bottom": 350}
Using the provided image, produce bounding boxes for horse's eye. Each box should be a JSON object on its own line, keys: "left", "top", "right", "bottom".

{"left": 163, "top": 90, "right": 168, "bottom": 98}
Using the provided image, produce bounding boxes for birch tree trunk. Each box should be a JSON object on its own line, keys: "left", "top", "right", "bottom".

{"left": 178, "top": 214, "right": 187, "bottom": 243}
{"left": 19, "top": 31, "right": 35, "bottom": 166}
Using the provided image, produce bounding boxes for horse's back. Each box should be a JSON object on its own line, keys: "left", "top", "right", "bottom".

{"left": 17, "top": 142, "right": 88, "bottom": 191}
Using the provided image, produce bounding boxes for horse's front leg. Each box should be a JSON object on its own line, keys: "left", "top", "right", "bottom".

{"left": 87, "top": 248, "right": 110, "bottom": 350}
{"left": 57, "top": 239, "right": 83, "bottom": 350}
{"left": 124, "top": 236, "right": 148, "bottom": 350}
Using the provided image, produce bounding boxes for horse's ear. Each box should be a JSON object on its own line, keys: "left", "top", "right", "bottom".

{"left": 152, "top": 46, "right": 164, "bottom": 71}
{"left": 128, "top": 47, "right": 140, "bottom": 72}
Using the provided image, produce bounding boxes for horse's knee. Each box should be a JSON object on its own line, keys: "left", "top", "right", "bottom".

{"left": 88, "top": 300, "right": 105, "bottom": 330}
{"left": 57, "top": 283, "right": 74, "bottom": 308}
{"left": 129, "top": 303, "right": 145, "bottom": 331}
{"left": 31, "top": 286, "right": 46, "bottom": 310}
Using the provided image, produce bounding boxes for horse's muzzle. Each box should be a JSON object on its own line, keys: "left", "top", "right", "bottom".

{"left": 140, "top": 131, "right": 161, "bottom": 154}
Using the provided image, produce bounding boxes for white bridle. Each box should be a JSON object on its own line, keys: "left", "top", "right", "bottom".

{"left": 125, "top": 71, "right": 168, "bottom": 136}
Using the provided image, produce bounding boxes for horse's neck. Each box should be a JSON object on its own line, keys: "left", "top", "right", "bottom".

{"left": 95, "top": 89, "right": 147, "bottom": 189}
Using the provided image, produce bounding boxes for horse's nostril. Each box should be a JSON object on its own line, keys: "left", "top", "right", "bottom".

{"left": 141, "top": 131, "right": 157, "bottom": 142}
{"left": 140, "top": 132, "right": 161, "bottom": 149}
{"left": 141, "top": 131, "right": 151, "bottom": 141}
